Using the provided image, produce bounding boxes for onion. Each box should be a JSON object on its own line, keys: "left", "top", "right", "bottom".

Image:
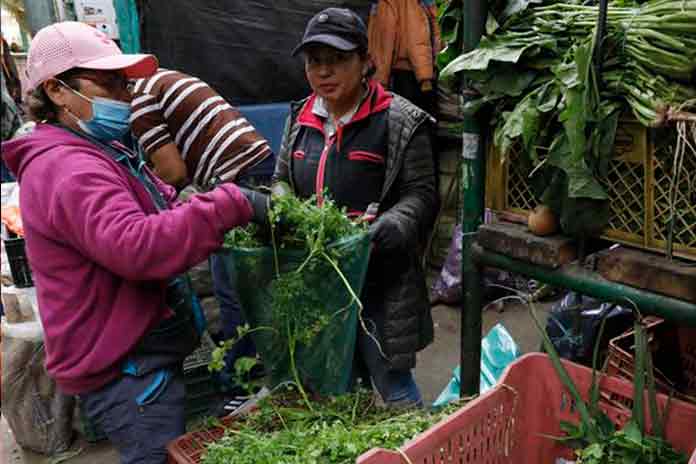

{"left": 528, "top": 205, "right": 558, "bottom": 236}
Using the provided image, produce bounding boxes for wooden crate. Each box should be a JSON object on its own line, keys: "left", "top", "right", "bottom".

{"left": 485, "top": 121, "right": 696, "bottom": 260}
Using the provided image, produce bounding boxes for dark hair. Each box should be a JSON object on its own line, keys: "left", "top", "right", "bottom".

{"left": 26, "top": 68, "right": 84, "bottom": 122}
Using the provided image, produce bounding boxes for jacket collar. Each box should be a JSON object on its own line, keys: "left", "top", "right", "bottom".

{"left": 297, "top": 80, "right": 392, "bottom": 134}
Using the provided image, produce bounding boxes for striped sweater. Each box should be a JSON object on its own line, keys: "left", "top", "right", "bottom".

{"left": 130, "top": 69, "right": 271, "bottom": 187}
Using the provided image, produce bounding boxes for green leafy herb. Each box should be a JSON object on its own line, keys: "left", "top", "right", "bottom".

{"left": 202, "top": 390, "right": 466, "bottom": 464}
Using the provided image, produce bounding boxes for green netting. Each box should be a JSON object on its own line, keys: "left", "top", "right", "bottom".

{"left": 222, "top": 233, "right": 371, "bottom": 395}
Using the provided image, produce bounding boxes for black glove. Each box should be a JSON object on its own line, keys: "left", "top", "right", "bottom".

{"left": 368, "top": 216, "right": 407, "bottom": 253}
{"left": 239, "top": 187, "right": 270, "bottom": 226}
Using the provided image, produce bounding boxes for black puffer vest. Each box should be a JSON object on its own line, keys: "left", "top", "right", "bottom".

{"left": 274, "top": 81, "right": 438, "bottom": 370}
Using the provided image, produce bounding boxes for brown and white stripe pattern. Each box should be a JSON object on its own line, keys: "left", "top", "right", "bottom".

{"left": 130, "top": 69, "right": 271, "bottom": 187}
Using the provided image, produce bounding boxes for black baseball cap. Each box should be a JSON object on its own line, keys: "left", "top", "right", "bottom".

{"left": 292, "top": 8, "right": 368, "bottom": 56}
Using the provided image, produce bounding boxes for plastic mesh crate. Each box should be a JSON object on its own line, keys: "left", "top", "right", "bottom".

{"left": 183, "top": 332, "right": 216, "bottom": 373}
{"left": 167, "top": 417, "right": 237, "bottom": 464}
{"left": 485, "top": 121, "right": 696, "bottom": 260}
{"left": 184, "top": 368, "right": 219, "bottom": 420}
{"left": 183, "top": 332, "right": 220, "bottom": 419}
{"left": 357, "top": 353, "right": 696, "bottom": 463}
{"left": 605, "top": 317, "right": 696, "bottom": 401}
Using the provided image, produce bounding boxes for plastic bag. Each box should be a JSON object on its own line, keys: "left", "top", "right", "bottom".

{"left": 1, "top": 336, "right": 75, "bottom": 454}
{"left": 545, "top": 292, "right": 632, "bottom": 364}
{"left": 433, "top": 323, "right": 520, "bottom": 407}
{"left": 430, "top": 225, "right": 462, "bottom": 305}
{"left": 224, "top": 233, "right": 371, "bottom": 395}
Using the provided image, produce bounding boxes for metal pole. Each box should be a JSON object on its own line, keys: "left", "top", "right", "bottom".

{"left": 459, "top": 0, "right": 487, "bottom": 397}
{"left": 472, "top": 244, "right": 696, "bottom": 326}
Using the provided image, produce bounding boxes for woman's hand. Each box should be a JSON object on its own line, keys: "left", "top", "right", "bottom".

{"left": 368, "top": 216, "right": 407, "bottom": 252}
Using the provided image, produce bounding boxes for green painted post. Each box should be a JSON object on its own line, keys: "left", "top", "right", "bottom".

{"left": 459, "top": 0, "right": 487, "bottom": 397}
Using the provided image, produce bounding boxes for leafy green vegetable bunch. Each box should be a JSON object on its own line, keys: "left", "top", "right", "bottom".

{"left": 202, "top": 389, "right": 465, "bottom": 464}
{"left": 440, "top": 0, "right": 696, "bottom": 238}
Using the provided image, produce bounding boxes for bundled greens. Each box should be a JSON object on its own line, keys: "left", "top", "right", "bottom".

{"left": 440, "top": 0, "right": 696, "bottom": 237}
{"left": 443, "top": 0, "right": 696, "bottom": 126}
{"left": 202, "top": 389, "right": 464, "bottom": 464}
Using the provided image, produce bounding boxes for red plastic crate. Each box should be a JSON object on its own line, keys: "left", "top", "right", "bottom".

{"left": 167, "top": 417, "right": 237, "bottom": 464}
{"left": 605, "top": 317, "right": 696, "bottom": 400}
{"left": 357, "top": 353, "right": 696, "bottom": 464}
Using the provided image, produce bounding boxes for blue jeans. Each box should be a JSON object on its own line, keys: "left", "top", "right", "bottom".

{"left": 80, "top": 369, "right": 185, "bottom": 464}
{"left": 357, "top": 320, "right": 423, "bottom": 407}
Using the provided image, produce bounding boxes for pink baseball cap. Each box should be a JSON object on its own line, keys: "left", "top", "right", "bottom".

{"left": 26, "top": 21, "right": 158, "bottom": 91}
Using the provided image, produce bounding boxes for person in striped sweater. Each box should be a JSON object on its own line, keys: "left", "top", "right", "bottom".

{"left": 130, "top": 69, "right": 273, "bottom": 408}
{"left": 130, "top": 68, "right": 273, "bottom": 190}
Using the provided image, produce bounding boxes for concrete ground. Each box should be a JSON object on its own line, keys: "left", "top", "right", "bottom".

{"left": 1, "top": 300, "right": 552, "bottom": 464}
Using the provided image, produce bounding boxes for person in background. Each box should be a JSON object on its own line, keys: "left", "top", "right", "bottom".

{"left": 129, "top": 69, "right": 274, "bottom": 412}
{"left": 129, "top": 68, "right": 273, "bottom": 190}
{"left": 1, "top": 72, "right": 22, "bottom": 181}
{"left": 367, "top": 0, "right": 442, "bottom": 116}
{"left": 1, "top": 33, "right": 23, "bottom": 105}
{"left": 1, "top": 22, "right": 266, "bottom": 463}
{"left": 273, "top": 8, "right": 438, "bottom": 407}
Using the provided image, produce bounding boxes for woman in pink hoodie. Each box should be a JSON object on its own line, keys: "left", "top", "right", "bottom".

{"left": 1, "top": 22, "right": 265, "bottom": 463}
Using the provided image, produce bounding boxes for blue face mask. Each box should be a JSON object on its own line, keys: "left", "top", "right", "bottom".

{"left": 59, "top": 80, "right": 132, "bottom": 142}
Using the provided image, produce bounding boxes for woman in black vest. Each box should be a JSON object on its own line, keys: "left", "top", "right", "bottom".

{"left": 272, "top": 7, "right": 438, "bottom": 407}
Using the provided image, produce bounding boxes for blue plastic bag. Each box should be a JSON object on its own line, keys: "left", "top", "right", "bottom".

{"left": 433, "top": 323, "right": 520, "bottom": 407}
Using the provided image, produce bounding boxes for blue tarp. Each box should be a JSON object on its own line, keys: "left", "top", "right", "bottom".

{"left": 238, "top": 103, "right": 290, "bottom": 156}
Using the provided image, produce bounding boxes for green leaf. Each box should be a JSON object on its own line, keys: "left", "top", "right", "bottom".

{"left": 560, "top": 87, "right": 587, "bottom": 162}
{"left": 552, "top": 61, "right": 581, "bottom": 89}
{"left": 437, "top": 45, "right": 461, "bottom": 71}
{"left": 465, "top": 64, "right": 538, "bottom": 97}
{"left": 528, "top": 301, "right": 596, "bottom": 441}
{"left": 595, "top": 412, "right": 617, "bottom": 439}
{"left": 595, "top": 109, "right": 620, "bottom": 177}
{"left": 234, "top": 356, "right": 259, "bottom": 377}
{"left": 538, "top": 83, "right": 561, "bottom": 113}
{"left": 485, "top": 13, "right": 500, "bottom": 35}
{"left": 547, "top": 131, "right": 606, "bottom": 200}
{"left": 493, "top": 88, "right": 541, "bottom": 155}
{"left": 575, "top": 41, "right": 593, "bottom": 85}
{"left": 582, "top": 442, "right": 605, "bottom": 459}
{"left": 441, "top": 33, "right": 554, "bottom": 76}
{"left": 623, "top": 420, "right": 643, "bottom": 446}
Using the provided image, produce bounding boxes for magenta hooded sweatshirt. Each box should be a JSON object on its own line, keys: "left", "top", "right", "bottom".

{"left": 1, "top": 124, "right": 252, "bottom": 394}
